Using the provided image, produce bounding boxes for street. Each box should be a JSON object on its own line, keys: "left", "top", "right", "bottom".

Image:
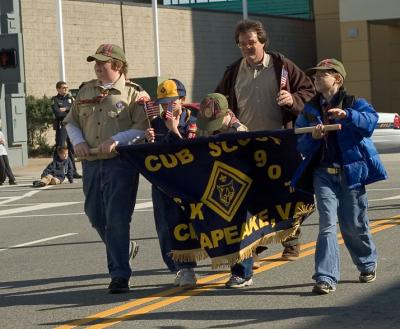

{"left": 0, "top": 154, "right": 399, "bottom": 329}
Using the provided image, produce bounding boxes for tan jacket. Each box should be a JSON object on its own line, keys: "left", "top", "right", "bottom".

{"left": 64, "top": 76, "right": 148, "bottom": 160}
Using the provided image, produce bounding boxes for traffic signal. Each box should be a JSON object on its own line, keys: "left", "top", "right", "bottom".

{"left": 0, "top": 48, "right": 17, "bottom": 69}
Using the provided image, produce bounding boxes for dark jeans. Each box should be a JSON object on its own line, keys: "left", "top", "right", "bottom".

{"left": 233, "top": 225, "right": 301, "bottom": 280}
{"left": 151, "top": 185, "right": 196, "bottom": 273}
{"left": 231, "top": 257, "right": 253, "bottom": 280}
{"left": 82, "top": 156, "right": 139, "bottom": 279}
{"left": 0, "top": 155, "right": 15, "bottom": 184}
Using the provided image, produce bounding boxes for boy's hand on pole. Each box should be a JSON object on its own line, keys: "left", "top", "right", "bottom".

{"left": 98, "top": 138, "right": 117, "bottom": 154}
{"left": 312, "top": 124, "right": 325, "bottom": 139}
{"left": 74, "top": 142, "right": 91, "bottom": 157}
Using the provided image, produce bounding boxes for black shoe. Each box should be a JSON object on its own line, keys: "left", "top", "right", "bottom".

{"left": 359, "top": 270, "right": 376, "bottom": 283}
{"left": 108, "top": 277, "right": 130, "bottom": 294}
{"left": 73, "top": 173, "right": 82, "bottom": 179}
{"left": 32, "top": 181, "right": 46, "bottom": 188}
{"left": 9, "top": 180, "right": 17, "bottom": 185}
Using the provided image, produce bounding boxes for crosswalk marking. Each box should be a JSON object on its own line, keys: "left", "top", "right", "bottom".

{"left": 0, "top": 233, "right": 78, "bottom": 252}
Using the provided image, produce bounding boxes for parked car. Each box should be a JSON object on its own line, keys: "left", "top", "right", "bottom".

{"left": 372, "top": 112, "right": 400, "bottom": 153}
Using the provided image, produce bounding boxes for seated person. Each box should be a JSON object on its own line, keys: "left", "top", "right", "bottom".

{"left": 32, "top": 146, "right": 74, "bottom": 187}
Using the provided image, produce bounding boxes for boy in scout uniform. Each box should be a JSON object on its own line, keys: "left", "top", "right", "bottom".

{"left": 64, "top": 44, "right": 148, "bottom": 293}
{"left": 196, "top": 93, "right": 248, "bottom": 137}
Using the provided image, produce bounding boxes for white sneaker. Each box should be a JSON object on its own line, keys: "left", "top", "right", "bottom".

{"left": 173, "top": 268, "right": 197, "bottom": 287}
{"left": 129, "top": 241, "right": 139, "bottom": 267}
{"left": 225, "top": 275, "right": 253, "bottom": 288}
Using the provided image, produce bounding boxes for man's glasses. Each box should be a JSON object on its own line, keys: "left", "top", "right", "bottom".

{"left": 237, "top": 40, "right": 259, "bottom": 49}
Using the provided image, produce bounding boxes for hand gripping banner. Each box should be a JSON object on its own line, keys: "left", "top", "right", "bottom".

{"left": 117, "top": 130, "right": 314, "bottom": 267}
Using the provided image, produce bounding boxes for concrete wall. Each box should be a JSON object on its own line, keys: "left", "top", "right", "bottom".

{"left": 313, "top": 0, "right": 400, "bottom": 112}
{"left": 313, "top": 0, "right": 341, "bottom": 60}
{"left": 20, "top": 0, "right": 316, "bottom": 102}
{"left": 370, "top": 24, "right": 400, "bottom": 113}
{"left": 340, "top": 0, "right": 400, "bottom": 22}
{"left": 340, "top": 20, "right": 372, "bottom": 100}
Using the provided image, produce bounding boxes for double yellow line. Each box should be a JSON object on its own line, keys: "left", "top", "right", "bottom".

{"left": 56, "top": 216, "right": 400, "bottom": 329}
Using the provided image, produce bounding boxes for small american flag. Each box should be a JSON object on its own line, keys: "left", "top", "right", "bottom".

{"left": 164, "top": 101, "right": 173, "bottom": 120}
{"left": 144, "top": 101, "right": 160, "bottom": 119}
{"left": 280, "top": 65, "right": 288, "bottom": 90}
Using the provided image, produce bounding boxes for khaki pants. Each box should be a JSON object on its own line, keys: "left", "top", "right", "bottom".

{"left": 41, "top": 175, "right": 62, "bottom": 185}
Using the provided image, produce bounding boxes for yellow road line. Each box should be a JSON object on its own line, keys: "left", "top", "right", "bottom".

{"left": 55, "top": 217, "right": 400, "bottom": 329}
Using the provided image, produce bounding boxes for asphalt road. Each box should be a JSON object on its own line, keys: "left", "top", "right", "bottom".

{"left": 1, "top": 154, "right": 399, "bottom": 329}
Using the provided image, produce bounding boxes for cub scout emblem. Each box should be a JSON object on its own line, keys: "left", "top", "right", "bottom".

{"left": 115, "top": 101, "right": 125, "bottom": 110}
{"left": 201, "top": 161, "right": 252, "bottom": 222}
{"left": 108, "top": 101, "right": 126, "bottom": 118}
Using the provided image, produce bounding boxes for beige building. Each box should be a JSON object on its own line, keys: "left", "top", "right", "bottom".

{"left": 20, "top": 0, "right": 399, "bottom": 112}
{"left": 20, "top": 0, "right": 316, "bottom": 102}
{"left": 314, "top": 0, "right": 400, "bottom": 113}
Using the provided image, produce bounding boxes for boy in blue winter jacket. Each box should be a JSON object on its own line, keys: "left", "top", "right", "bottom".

{"left": 292, "top": 59, "right": 387, "bottom": 295}
{"left": 33, "top": 146, "right": 74, "bottom": 187}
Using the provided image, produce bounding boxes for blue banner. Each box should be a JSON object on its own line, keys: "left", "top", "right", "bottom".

{"left": 117, "top": 130, "right": 314, "bottom": 267}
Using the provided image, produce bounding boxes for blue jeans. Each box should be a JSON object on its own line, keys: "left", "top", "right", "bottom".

{"left": 231, "top": 257, "right": 253, "bottom": 279}
{"left": 151, "top": 185, "right": 196, "bottom": 273}
{"left": 82, "top": 156, "right": 139, "bottom": 279}
{"left": 312, "top": 168, "right": 377, "bottom": 288}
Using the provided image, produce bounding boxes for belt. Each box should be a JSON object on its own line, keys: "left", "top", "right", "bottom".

{"left": 325, "top": 167, "right": 341, "bottom": 174}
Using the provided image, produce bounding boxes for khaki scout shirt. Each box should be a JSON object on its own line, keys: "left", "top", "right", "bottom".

{"left": 64, "top": 75, "right": 148, "bottom": 160}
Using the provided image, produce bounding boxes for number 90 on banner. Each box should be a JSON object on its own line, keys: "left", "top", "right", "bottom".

{"left": 253, "top": 150, "right": 282, "bottom": 180}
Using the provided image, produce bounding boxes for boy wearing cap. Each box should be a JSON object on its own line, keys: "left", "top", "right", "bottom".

{"left": 145, "top": 79, "right": 199, "bottom": 287}
{"left": 197, "top": 93, "right": 259, "bottom": 289}
{"left": 64, "top": 44, "right": 148, "bottom": 294}
{"left": 292, "top": 58, "right": 387, "bottom": 295}
{"left": 196, "top": 93, "right": 247, "bottom": 137}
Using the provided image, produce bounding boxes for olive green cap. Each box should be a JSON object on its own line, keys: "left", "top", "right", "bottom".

{"left": 197, "top": 93, "right": 229, "bottom": 132}
{"left": 307, "top": 58, "right": 347, "bottom": 79}
{"left": 87, "top": 44, "right": 126, "bottom": 63}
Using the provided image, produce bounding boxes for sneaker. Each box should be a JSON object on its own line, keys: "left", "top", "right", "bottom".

{"left": 73, "top": 173, "right": 82, "bottom": 179}
{"left": 312, "top": 281, "right": 336, "bottom": 295}
{"left": 173, "top": 268, "right": 197, "bottom": 287}
{"left": 108, "top": 277, "right": 130, "bottom": 294}
{"left": 32, "top": 181, "right": 46, "bottom": 188}
{"left": 129, "top": 240, "right": 139, "bottom": 266}
{"left": 225, "top": 275, "right": 253, "bottom": 288}
{"left": 9, "top": 180, "right": 17, "bottom": 185}
{"left": 359, "top": 270, "right": 376, "bottom": 283}
{"left": 281, "top": 244, "right": 300, "bottom": 261}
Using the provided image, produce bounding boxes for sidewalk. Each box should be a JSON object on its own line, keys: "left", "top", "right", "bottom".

{"left": 12, "top": 157, "right": 83, "bottom": 178}
{"left": 11, "top": 152, "right": 399, "bottom": 179}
